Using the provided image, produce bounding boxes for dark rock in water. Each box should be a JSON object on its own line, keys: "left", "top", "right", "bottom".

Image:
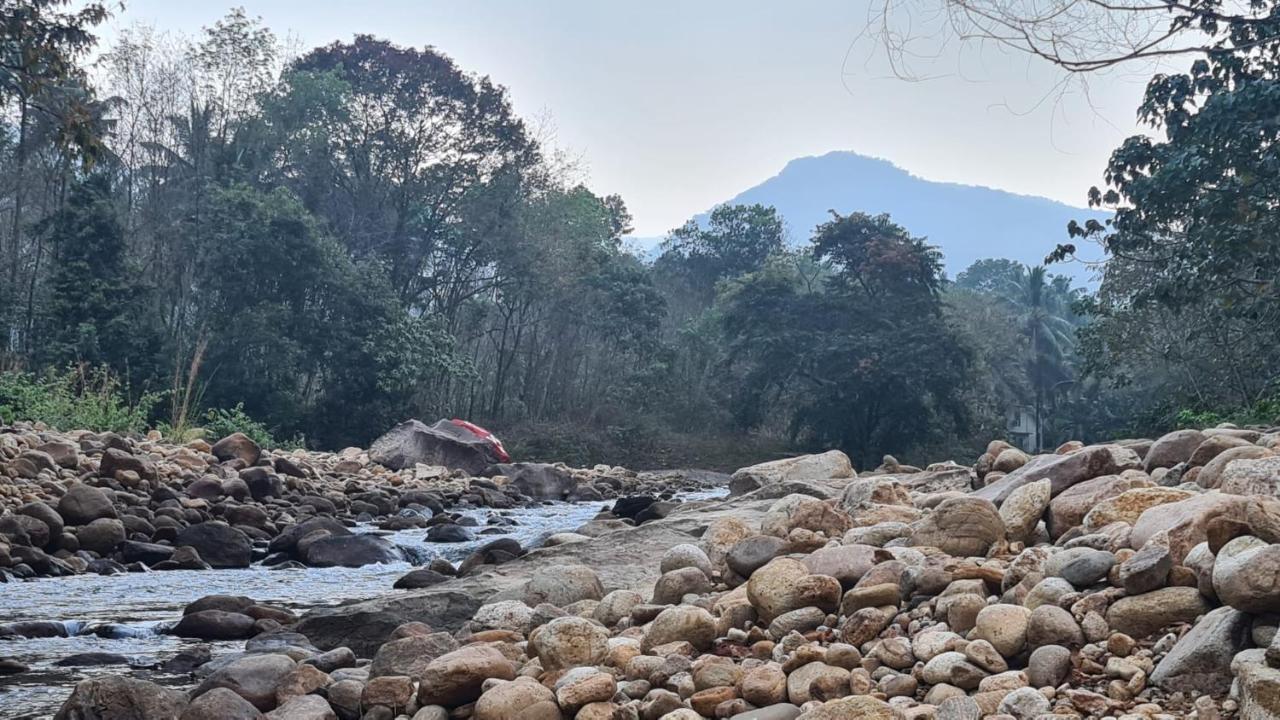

{"left": 86, "top": 558, "right": 127, "bottom": 575}
{"left": 119, "top": 540, "right": 175, "bottom": 565}
{"left": 85, "top": 623, "right": 152, "bottom": 639}
{"left": 0, "top": 658, "right": 28, "bottom": 674}
{"left": 176, "top": 522, "right": 252, "bottom": 568}
{"left": 185, "top": 595, "right": 254, "bottom": 616}
{"left": 53, "top": 676, "right": 186, "bottom": 720}
{"left": 369, "top": 419, "right": 502, "bottom": 474}
{"left": 613, "top": 496, "right": 657, "bottom": 520}
{"left": 570, "top": 485, "right": 604, "bottom": 502}
{"left": 489, "top": 462, "right": 576, "bottom": 501}
{"left": 269, "top": 516, "right": 351, "bottom": 555}
{"left": 54, "top": 652, "right": 131, "bottom": 667}
{"left": 302, "top": 534, "right": 405, "bottom": 568}
{"left": 394, "top": 568, "right": 451, "bottom": 590}
{"left": 170, "top": 610, "right": 256, "bottom": 640}
{"left": 6, "top": 620, "right": 70, "bottom": 638}
{"left": 269, "top": 560, "right": 307, "bottom": 571}
{"left": 295, "top": 592, "right": 483, "bottom": 657}
{"left": 426, "top": 524, "right": 474, "bottom": 543}
{"left": 636, "top": 500, "right": 679, "bottom": 524}
{"left": 430, "top": 557, "right": 458, "bottom": 575}
{"left": 302, "top": 647, "right": 357, "bottom": 673}
{"left": 160, "top": 644, "right": 212, "bottom": 674}
{"left": 457, "top": 538, "right": 523, "bottom": 576}
{"left": 399, "top": 490, "right": 445, "bottom": 514}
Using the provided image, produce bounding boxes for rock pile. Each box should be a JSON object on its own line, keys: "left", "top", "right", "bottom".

{"left": 0, "top": 420, "right": 712, "bottom": 584}
{"left": 44, "top": 422, "right": 1280, "bottom": 719}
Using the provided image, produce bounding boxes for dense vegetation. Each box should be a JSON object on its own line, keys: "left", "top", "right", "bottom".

{"left": 1, "top": 1, "right": 1276, "bottom": 468}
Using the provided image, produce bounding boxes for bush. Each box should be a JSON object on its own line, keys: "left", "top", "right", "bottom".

{"left": 201, "top": 403, "right": 283, "bottom": 449}
{"left": 0, "top": 366, "right": 162, "bottom": 434}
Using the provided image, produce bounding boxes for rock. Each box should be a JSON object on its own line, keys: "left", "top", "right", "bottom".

{"left": 1240, "top": 662, "right": 1280, "bottom": 720}
{"left": 1118, "top": 541, "right": 1172, "bottom": 595}
{"left": 1199, "top": 446, "right": 1274, "bottom": 489}
{"left": 171, "top": 610, "right": 256, "bottom": 640}
{"left": 760, "top": 495, "right": 852, "bottom": 538}
{"left": 1221, "top": 455, "right": 1280, "bottom": 496}
{"left": 972, "top": 605, "right": 1031, "bottom": 658}
{"left": 54, "top": 676, "right": 187, "bottom": 720}
{"left": 369, "top": 634, "right": 457, "bottom": 678}
{"left": 1027, "top": 605, "right": 1084, "bottom": 649}
{"left": 369, "top": 419, "right": 501, "bottom": 474}
{"left": 660, "top": 543, "right": 714, "bottom": 577}
{"left": 746, "top": 557, "right": 840, "bottom": 623}
{"left": 211, "top": 432, "right": 262, "bottom": 466}
{"left": 973, "top": 444, "right": 1142, "bottom": 505}
{"left": 800, "top": 544, "right": 881, "bottom": 588}
{"left": 494, "top": 463, "right": 576, "bottom": 500}
{"left": 57, "top": 483, "right": 117, "bottom": 525}
{"left": 1150, "top": 605, "right": 1249, "bottom": 694}
{"left": 393, "top": 568, "right": 450, "bottom": 590}
{"left": 1214, "top": 535, "right": 1280, "bottom": 613}
{"left": 193, "top": 653, "right": 296, "bottom": 711}
{"left": 264, "top": 695, "right": 336, "bottom": 720}
{"left": 1145, "top": 429, "right": 1207, "bottom": 471}
{"left": 1047, "top": 472, "right": 1153, "bottom": 539}
{"left": 76, "top": 518, "right": 126, "bottom": 555}
{"left": 302, "top": 534, "right": 404, "bottom": 568}
{"left": 530, "top": 616, "right": 609, "bottom": 670}
{"left": 729, "top": 451, "right": 854, "bottom": 495}
{"left": 416, "top": 645, "right": 515, "bottom": 707}
{"left": 176, "top": 522, "right": 252, "bottom": 569}
{"left": 1045, "top": 548, "right": 1115, "bottom": 587}
{"left": 1027, "top": 645, "right": 1071, "bottom": 688}
{"left": 908, "top": 496, "right": 1005, "bottom": 557}
{"left": 642, "top": 605, "right": 717, "bottom": 652}
{"left": 726, "top": 535, "right": 787, "bottom": 577}
{"left": 180, "top": 687, "right": 264, "bottom": 720}
{"left": 474, "top": 677, "right": 559, "bottom": 720}
{"left": 522, "top": 564, "right": 604, "bottom": 607}
{"left": 1106, "top": 586, "right": 1209, "bottom": 638}
{"left": 999, "top": 479, "right": 1050, "bottom": 543}
{"left": 1131, "top": 491, "right": 1251, "bottom": 564}
{"left": 922, "top": 651, "right": 988, "bottom": 689}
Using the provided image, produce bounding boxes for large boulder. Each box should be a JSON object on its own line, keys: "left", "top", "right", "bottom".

{"left": 54, "top": 676, "right": 187, "bottom": 720}
{"left": 211, "top": 433, "right": 262, "bottom": 466}
{"left": 294, "top": 592, "right": 482, "bottom": 657}
{"left": 1214, "top": 535, "right": 1280, "bottom": 613}
{"left": 176, "top": 522, "right": 253, "bottom": 569}
{"left": 301, "top": 534, "right": 405, "bottom": 568}
{"left": 57, "top": 483, "right": 117, "bottom": 525}
{"left": 908, "top": 497, "right": 1005, "bottom": 557}
{"left": 971, "top": 444, "right": 1142, "bottom": 505}
{"left": 1130, "top": 491, "right": 1251, "bottom": 563}
{"left": 1200, "top": 446, "right": 1274, "bottom": 489}
{"left": 192, "top": 654, "right": 296, "bottom": 711}
{"left": 1144, "top": 429, "right": 1207, "bottom": 471}
{"left": 492, "top": 463, "right": 576, "bottom": 501}
{"left": 417, "top": 645, "right": 515, "bottom": 707}
{"left": 369, "top": 419, "right": 502, "bottom": 474}
{"left": 729, "top": 451, "right": 854, "bottom": 495}
{"left": 1047, "top": 472, "right": 1153, "bottom": 539}
{"left": 1105, "top": 587, "right": 1209, "bottom": 638}
{"left": 1220, "top": 456, "right": 1280, "bottom": 496}
{"left": 1150, "top": 606, "right": 1250, "bottom": 694}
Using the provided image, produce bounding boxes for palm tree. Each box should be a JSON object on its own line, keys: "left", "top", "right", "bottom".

{"left": 1000, "top": 265, "right": 1078, "bottom": 451}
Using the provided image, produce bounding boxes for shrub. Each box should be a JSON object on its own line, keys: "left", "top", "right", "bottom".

{"left": 0, "top": 366, "right": 162, "bottom": 434}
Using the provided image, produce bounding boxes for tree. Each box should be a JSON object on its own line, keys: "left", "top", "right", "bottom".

{"left": 719, "top": 212, "right": 973, "bottom": 466}
{"left": 658, "top": 203, "right": 786, "bottom": 294}
{"left": 41, "top": 174, "right": 154, "bottom": 374}
{"left": 1000, "top": 265, "right": 1077, "bottom": 451}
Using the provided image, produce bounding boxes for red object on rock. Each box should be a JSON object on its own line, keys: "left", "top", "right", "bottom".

{"left": 449, "top": 419, "right": 510, "bottom": 463}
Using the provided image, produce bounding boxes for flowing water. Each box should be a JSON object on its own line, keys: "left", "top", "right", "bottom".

{"left": 0, "top": 489, "right": 727, "bottom": 719}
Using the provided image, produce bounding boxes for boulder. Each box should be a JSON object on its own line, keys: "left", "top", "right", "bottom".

{"left": 1220, "top": 456, "right": 1280, "bottom": 496}
{"left": 192, "top": 653, "right": 296, "bottom": 711}
{"left": 971, "top": 444, "right": 1142, "bottom": 506}
{"left": 1130, "top": 491, "right": 1251, "bottom": 564}
{"left": 474, "top": 677, "right": 560, "bottom": 720}
{"left": 1105, "top": 587, "right": 1209, "bottom": 638}
{"left": 729, "top": 451, "right": 854, "bottom": 495}
{"left": 1199, "top": 446, "right": 1274, "bottom": 489}
{"left": 76, "top": 518, "right": 126, "bottom": 555}
{"left": 908, "top": 496, "right": 1005, "bottom": 557}
{"left": 1150, "top": 606, "right": 1249, "bottom": 694}
{"left": 171, "top": 610, "right": 256, "bottom": 640}
{"left": 1047, "top": 472, "right": 1153, "bottom": 539}
{"left": 180, "top": 687, "right": 263, "bottom": 720}
{"left": 416, "top": 645, "right": 515, "bottom": 707}
{"left": 530, "top": 616, "right": 609, "bottom": 670}
{"left": 1144, "top": 429, "right": 1207, "bottom": 471}
{"left": 53, "top": 676, "right": 187, "bottom": 720}
{"left": 999, "top": 479, "right": 1051, "bottom": 543}
{"left": 521, "top": 564, "right": 604, "bottom": 607}
{"left": 176, "top": 522, "right": 253, "bottom": 568}
{"left": 1214, "top": 535, "right": 1280, "bottom": 613}
{"left": 492, "top": 463, "right": 576, "bottom": 500}
{"left": 211, "top": 433, "right": 262, "bottom": 466}
{"left": 369, "top": 419, "right": 501, "bottom": 474}
{"left": 301, "top": 534, "right": 404, "bottom": 568}
{"left": 57, "top": 483, "right": 117, "bottom": 525}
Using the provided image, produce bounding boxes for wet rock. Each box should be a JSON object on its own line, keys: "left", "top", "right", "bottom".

{"left": 393, "top": 568, "right": 450, "bottom": 589}
{"left": 301, "top": 534, "right": 404, "bottom": 568}
{"left": 171, "top": 610, "right": 256, "bottom": 640}
{"left": 176, "top": 522, "right": 252, "bottom": 569}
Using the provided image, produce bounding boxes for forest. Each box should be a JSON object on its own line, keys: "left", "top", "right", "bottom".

{"left": 1, "top": 1, "right": 1277, "bottom": 469}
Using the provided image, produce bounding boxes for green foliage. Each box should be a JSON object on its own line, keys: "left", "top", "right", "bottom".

{"left": 201, "top": 403, "right": 283, "bottom": 449}
{"left": 0, "top": 366, "right": 161, "bottom": 434}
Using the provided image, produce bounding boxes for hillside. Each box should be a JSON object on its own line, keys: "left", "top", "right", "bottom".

{"left": 634, "top": 151, "right": 1107, "bottom": 284}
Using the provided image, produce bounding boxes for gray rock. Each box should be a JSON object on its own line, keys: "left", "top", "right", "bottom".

{"left": 369, "top": 419, "right": 501, "bottom": 474}
{"left": 1027, "top": 644, "right": 1072, "bottom": 688}
{"left": 1151, "top": 605, "right": 1250, "bottom": 694}
{"left": 1118, "top": 541, "right": 1172, "bottom": 595}
{"left": 1045, "top": 548, "right": 1115, "bottom": 587}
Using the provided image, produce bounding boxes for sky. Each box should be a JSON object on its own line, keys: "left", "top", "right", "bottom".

{"left": 97, "top": 0, "right": 1156, "bottom": 237}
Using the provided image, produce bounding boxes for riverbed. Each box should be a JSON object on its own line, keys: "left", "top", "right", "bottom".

{"left": 0, "top": 490, "right": 726, "bottom": 719}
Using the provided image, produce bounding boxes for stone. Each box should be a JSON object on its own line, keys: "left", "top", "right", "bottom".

{"left": 521, "top": 564, "right": 604, "bottom": 607}
{"left": 760, "top": 495, "right": 852, "bottom": 538}
{"left": 746, "top": 557, "right": 840, "bottom": 623}
{"left": 1027, "top": 605, "right": 1084, "bottom": 649}
{"left": 660, "top": 544, "right": 714, "bottom": 577}
{"left": 57, "top": 483, "right": 117, "bottom": 525}
{"left": 1084, "top": 487, "right": 1193, "bottom": 530}
{"left": 176, "top": 521, "right": 252, "bottom": 568}
{"left": 370, "top": 633, "right": 458, "bottom": 678}
{"left": 1199, "top": 446, "right": 1274, "bottom": 489}
{"left": 497, "top": 462, "right": 577, "bottom": 500}
{"left": 76, "top": 517, "right": 126, "bottom": 555}
{"left": 726, "top": 535, "right": 787, "bottom": 577}
{"left": 369, "top": 419, "right": 501, "bottom": 474}
{"left": 1145, "top": 429, "right": 1207, "bottom": 471}
{"left": 54, "top": 676, "right": 187, "bottom": 720}
{"left": 301, "top": 534, "right": 404, "bottom": 568}
{"left": 1105, "top": 587, "right": 1209, "bottom": 638}
{"left": 211, "top": 432, "right": 262, "bottom": 466}
{"left": 999, "top": 479, "right": 1051, "bottom": 543}
{"left": 922, "top": 652, "right": 988, "bottom": 690}
{"left": 474, "top": 677, "right": 560, "bottom": 720}
{"left": 530, "top": 616, "right": 609, "bottom": 671}
{"left": 1130, "top": 491, "right": 1250, "bottom": 564}
{"left": 729, "top": 451, "right": 854, "bottom": 495}
{"left": 416, "top": 645, "right": 515, "bottom": 707}
{"left": 1150, "top": 606, "right": 1249, "bottom": 694}
{"left": 193, "top": 653, "right": 296, "bottom": 711}
{"left": 1221, "top": 456, "right": 1280, "bottom": 496}
{"left": 1045, "top": 548, "right": 1115, "bottom": 587}
{"left": 908, "top": 496, "right": 1005, "bottom": 557}
{"left": 972, "top": 444, "right": 1142, "bottom": 505}
{"left": 171, "top": 610, "right": 256, "bottom": 640}
{"left": 785, "top": 662, "right": 849, "bottom": 704}
{"left": 1214, "top": 535, "right": 1280, "bottom": 613}
{"left": 180, "top": 687, "right": 264, "bottom": 720}
{"left": 263, "top": 695, "right": 335, "bottom": 720}
{"left": 1118, "top": 541, "right": 1172, "bottom": 595}
{"left": 973, "top": 604, "right": 1031, "bottom": 658}
{"left": 651, "top": 566, "right": 713, "bottom": 604}
{"left": 642, "top": 605, "right": 717, "bottom": 652}
{"left": 1027, "top": 645, "right": 1071, "bottom": 688}
{"left": 998, "top": 686, "right": 1051, "bottom": 719}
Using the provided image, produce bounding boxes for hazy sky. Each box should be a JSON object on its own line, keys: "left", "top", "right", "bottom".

{"left": 99, "top": 1, "right": 1154, "bottom": 236}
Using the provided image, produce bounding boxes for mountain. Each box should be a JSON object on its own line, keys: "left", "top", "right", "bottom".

{"left": 631, "top": 151, "right": 1107, "bottom": 285}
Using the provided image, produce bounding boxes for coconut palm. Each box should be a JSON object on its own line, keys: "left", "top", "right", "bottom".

{"left": 999, "top": 264, "right": 1079, "bottom": 451}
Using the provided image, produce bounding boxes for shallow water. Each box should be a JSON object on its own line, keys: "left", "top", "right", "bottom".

{"left": 0, "top": 489, "right": 727, "bottom": 719}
